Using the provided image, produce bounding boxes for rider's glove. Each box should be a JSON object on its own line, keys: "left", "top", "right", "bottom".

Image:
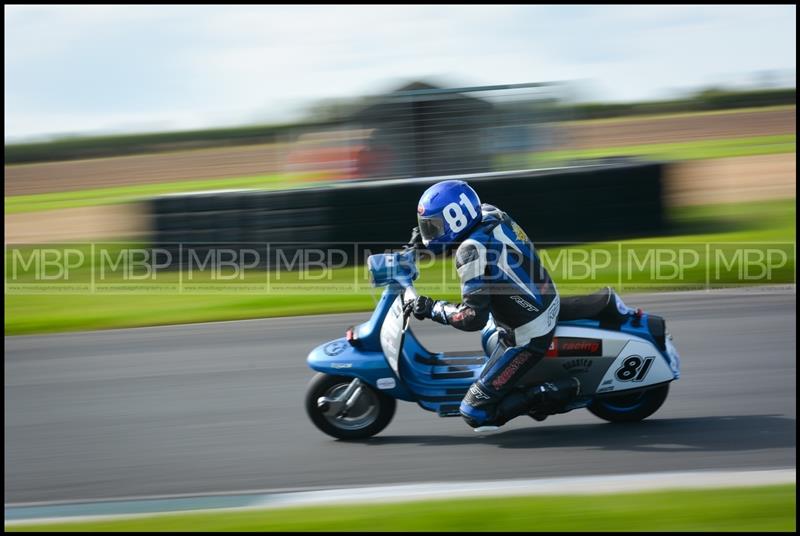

{"left": 406, "top": 295, "right": 436, "bottom": 321}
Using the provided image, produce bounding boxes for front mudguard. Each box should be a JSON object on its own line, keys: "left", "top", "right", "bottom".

{"left": 306, "top": 338, "right": 416, "bottom": 401}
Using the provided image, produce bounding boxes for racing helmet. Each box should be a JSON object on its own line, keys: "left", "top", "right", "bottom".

{"left": 417, "top": 180, "right": 482, "bottom": 251}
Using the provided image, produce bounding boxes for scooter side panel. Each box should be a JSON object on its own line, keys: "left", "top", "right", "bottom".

{"left": 595, "top": 339, "right": 675, "bottom": 394}
{"left": 517, "top": 324, "right": 668, "bottom": 395}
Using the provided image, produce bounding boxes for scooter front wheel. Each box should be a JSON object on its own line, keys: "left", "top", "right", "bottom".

{"left": 305, "top": 373, "right": 396, "bottom": 440}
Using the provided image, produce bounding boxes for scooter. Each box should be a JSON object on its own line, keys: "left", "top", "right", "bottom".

{"left": 305, "top": 248, "right": 681, "bottom": 439}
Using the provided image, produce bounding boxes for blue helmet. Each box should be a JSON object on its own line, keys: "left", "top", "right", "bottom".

{"left": 417, "top": 180, "right": 482, "bottom": 251}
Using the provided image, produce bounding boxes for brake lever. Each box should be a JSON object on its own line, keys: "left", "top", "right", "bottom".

{"left": 400, "top": 295, "right": 413, "bottom": 333}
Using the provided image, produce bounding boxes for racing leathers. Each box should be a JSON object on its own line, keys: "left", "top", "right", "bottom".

{"left": 412, "top": 204, "right": 579, "bottom": 428}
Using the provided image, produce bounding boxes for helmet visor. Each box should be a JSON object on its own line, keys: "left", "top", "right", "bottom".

{"left": 418, "top": 215, "right": 446, "bottom": 243}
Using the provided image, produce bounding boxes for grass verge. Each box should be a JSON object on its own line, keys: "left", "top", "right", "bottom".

{"left": 6, "top": 134, "right": 796, "bottom": 214}
{"left": 4, "top": 199, "right": 795, "bottom": 336}
{"left": 6, "top": 484, "right": 796, "bottom": 532}
{"left": 505, "top": 134, "right": 796, "bottom": 169}
{"left": 4, "top": 172, "right": 326, "bottom": 214}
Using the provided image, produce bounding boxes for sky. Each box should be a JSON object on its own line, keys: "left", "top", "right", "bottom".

{"left": 4, "top": 4, "right": 796, "bottom": 141}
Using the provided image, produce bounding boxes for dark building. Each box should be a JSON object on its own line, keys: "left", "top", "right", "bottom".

{"left": 350, "top": 81, "right": 494, "bottom": 179}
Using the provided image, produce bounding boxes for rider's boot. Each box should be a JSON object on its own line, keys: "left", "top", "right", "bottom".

{"left": 527, "top": 377, "right": 581, "bottom": 421}
{"left": 493, "top": 377, "right": 581, "bottom": 425}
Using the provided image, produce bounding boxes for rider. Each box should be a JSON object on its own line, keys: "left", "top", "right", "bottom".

{"left": 406, "top": 180, "right": 581, "bottom": 430}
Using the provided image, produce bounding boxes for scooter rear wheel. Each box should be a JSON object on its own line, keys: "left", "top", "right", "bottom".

{"left": 587, "top": 384, "right": 669, "bottom": 423}
{"left": 305, "top": 373, "right": 396, "bottom": 440}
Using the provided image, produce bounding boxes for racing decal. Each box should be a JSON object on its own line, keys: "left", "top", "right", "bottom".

{"left": 490, "top": 352, "right": 529, "bottom": 390}
{"left": 468, "top": 384, "right": 492, "bottom": 400}
{"left": 443, "top": 197, "right": 476, "bottom": 233}
{"left": 324, "top": 341, "right": 348, "bottom": 356}
{"left": 511, "top": 221, "right": 529, "bottom": 242}
{"left": 614, "top": 355, "right": 655, "bottom": 382}
{"left": 597, "top": 340, "right": 674, "bottom": 392}
{"left": 597, "top": 379, "right": 614, "bottom": 392}
{"left": 510, "top": 295, "right": 539, "bottom": 312}
{"left": 545, "top": 337, "right": 603, "bottom": 357}
{"left": 547, "top": 301, "right": 559, "bottom": 326}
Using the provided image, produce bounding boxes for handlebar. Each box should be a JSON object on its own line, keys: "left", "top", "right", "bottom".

{"left": 400, "top": 242, "right": 422, "bottom": 255}
{"left": 403, "top": 285, "right": 419, "bottom": 303}
{"left": 397, "top": 243, "right": 421, "bottom": 331}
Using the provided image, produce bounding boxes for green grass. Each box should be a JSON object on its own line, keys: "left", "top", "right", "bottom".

{"left": 510, "top": 134, "right": 796, "bottom": 169}
{"left": 4, "top": 172, "right": 327, "bottom": 214}
{"left": 4, "top": 199, "right": 795, "bottom": 336}
{"left": 6, "top": 133, "right": 796, "bottom": 214}
{"left": 7, "top": 484, "right": 795, "bottom": 532}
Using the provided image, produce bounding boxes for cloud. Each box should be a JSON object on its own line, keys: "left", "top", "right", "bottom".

{"left": 4, "top": 5, "right": 796, "bottom": 139}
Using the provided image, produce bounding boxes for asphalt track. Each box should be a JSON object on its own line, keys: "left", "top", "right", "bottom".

{"left": 5, "top": 289, "right": 796, "bottom": 505}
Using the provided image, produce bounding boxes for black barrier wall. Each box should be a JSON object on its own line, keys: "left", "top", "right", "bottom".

{"left": 150, "top": 161, "right": 665, "bottom": 268}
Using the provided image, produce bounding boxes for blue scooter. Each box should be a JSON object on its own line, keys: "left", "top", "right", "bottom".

{"left": 305, "top": 248, "right": 681, "bottom": 439}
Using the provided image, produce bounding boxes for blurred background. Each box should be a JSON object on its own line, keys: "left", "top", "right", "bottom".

{"left": 4, "top": 7, "right": 794, "bottom": 223}
{"left": 5, "top": 5, "right": 796, "bottom": 331}
{"left": 3, "top": 6, "right": 796, "bottom": 531}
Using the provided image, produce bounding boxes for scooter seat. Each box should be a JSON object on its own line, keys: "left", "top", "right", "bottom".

{"left": 558, "top": 287, "right": 627, "bottom": 323}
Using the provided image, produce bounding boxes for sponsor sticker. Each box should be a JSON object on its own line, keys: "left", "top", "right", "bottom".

{"left": 490, "top": 352, "right": 529, "bottom": 390}
{"left": 546, "top": 337, "right": 603, "bottom": 357}
{"left": 614, "top": 355, "right": 655, "bottom": 382}
{"left": 511, "top": 295, "right": 539, "bottom": 312}
{"left": 469, "top": 384, "right": 492, "bottom": 400}
{"left": 511, "top": 221, "right": 529, "bottom": 242}
{"left": 324, "top": 341, "right": 348, "bottom": 356}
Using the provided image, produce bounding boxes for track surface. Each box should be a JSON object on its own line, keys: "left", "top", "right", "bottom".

{"left": 5, "top": 290, "right": 796, "bottom": 504}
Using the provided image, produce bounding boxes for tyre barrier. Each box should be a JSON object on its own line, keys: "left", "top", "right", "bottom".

{"left": 149, "top": 160, "right": 666, "bottom": 269}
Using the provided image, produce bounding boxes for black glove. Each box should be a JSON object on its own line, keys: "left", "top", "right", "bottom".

{"left": 404, "top": 295, "right": 436, "bottom": 321}
{"left": 406, "top": 226, "right": 423, "bottom": 249}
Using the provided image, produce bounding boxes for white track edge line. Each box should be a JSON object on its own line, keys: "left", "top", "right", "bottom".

{"left": 5, "top": 468, "right": 795, "bottom": 526}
